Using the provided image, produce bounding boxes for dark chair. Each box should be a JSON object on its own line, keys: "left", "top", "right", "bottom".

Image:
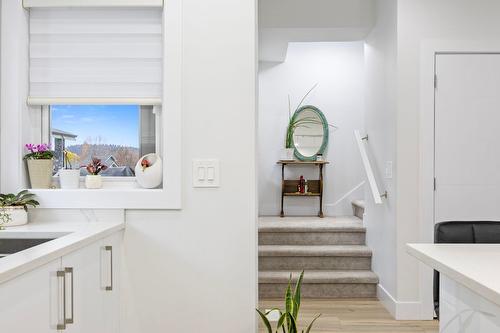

{"left": 434, "top": 221, "right": 500, "bottom": 318}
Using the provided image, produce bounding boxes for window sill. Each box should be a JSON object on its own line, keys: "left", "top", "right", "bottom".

{"left": 28, "top": 187, "right": 179, "bottom": 209}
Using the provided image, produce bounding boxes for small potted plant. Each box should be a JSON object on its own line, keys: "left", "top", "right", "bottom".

{"left": 134, "top": 153, "right": 163, "bottom": 188}
{"left": 85, "top": 157, "right": 108, "bottom": 189}
{"left": 24, "top": 143, "right": 55, "bottom": 189}
{"left": 0, "top": 190, "right": 39, "bottom": 228}
{"left": 283, "top": 85, "right": 318, "bottom": 161}
{"left": 256, "top": 271, "right": 320, "bottom": 333}
{"left": 58, "top": 150, "right": 81, "bottom": 189}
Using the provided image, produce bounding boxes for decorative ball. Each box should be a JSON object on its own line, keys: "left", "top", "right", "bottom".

{"left": 135, "top": 153, "right": 163, "bottom": 189}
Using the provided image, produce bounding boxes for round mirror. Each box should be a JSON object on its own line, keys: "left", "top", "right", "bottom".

{"left": 292, "top": 105, "right": 329, "bottom": 161}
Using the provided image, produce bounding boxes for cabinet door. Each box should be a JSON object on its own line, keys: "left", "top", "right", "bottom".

{"left": 61, "top": 231, "right": 122, "bottom": 333}
{"left": 61, "top": 241, "right": 105, "bottom": 333}
{"left": 0, "top": 258, "right": 63, "bottom": 333}
{"left": 100, "top": 231, "right": 123, "bottom": 333}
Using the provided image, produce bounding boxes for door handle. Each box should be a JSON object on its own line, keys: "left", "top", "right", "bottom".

{"left": 56, "top": 270, "right": 66, "bottom": 330}
{"left": 64, "top": 267, "right": 74, "bottom": 324}
{"left": 105, "top": 246, "right": 113, "bottom": 291}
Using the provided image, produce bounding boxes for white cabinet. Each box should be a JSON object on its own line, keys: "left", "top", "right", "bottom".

{"left": 0, "top": 231, "right": 123, "bottom": 333}
{"left": 0, "top": 259, "right": 62, "bottom": 332}
{"left": 60, "top": 231, "right": 122, "bottom": 333}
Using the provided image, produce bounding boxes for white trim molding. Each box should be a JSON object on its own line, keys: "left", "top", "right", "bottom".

{"left": 377, "top": 284, "right": 428, "bottom": 320}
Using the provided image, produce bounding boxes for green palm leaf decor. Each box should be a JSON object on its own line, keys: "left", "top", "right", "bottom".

{"left": 256, "top": 271, "right": 321, "bottom": 333}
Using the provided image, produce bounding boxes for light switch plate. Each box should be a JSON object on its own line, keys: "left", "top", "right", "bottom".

{"left": 385, "top": 161, "right": 393, "bottom": 179}
{"left": 192, "top": 159, "right": 220, "bottom": 187}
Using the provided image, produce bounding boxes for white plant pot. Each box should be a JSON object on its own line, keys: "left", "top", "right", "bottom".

{"left": 135, "top": 154, "right": 163, "bottom": 189}
{"left": 281, "top": 148, "right": 295, "bottom": 161}
{"left": 27, "top": 159, "right": 53, "bottom": 189}
{"left": 1, "top": 207, "right": 28, "bottom": 227}
{"left": 59, "top": 169, "right": 80, "bottom": 189}
{"left": 85, "top": 175, "right": 103, "bottom": 189}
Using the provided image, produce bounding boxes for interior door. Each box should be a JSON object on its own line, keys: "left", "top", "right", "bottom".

{"left": 435, "top": 53, "right": 500, "bottom": 222}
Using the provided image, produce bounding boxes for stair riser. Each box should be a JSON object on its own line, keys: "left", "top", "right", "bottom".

{"left": 259, "top": 283, "right": 376, "bottom": 298}
{"left": 353, "top": 206, "right": 364, "bottom": 219}
{"left": 259, "top": 256, "right": 371, "bottom": 271}
{"left": 259, "top": 232, "right": 366, "bottom": 245}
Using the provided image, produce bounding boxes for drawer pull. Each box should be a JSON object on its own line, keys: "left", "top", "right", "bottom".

{"left": 56, "top": 270, "right": 66, "bottom": 330}
{"left": 105, "top": 246, "right": 113, "bottom": 291}
{"left": 64, "top": 267, "right": 74, "bottom": 324}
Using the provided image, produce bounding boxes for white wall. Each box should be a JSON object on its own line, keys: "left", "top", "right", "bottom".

{"left": 259, "top": 0, "right": 375, "bottom": 61}
{"left": 394, "top": 0, "right": 500, "bottom": 319}
{"left": 363, "top": 0, "right": 398, "bottom": 316}
{"left": 258, "top": 42, "right": 365, "bottom": 217}
{"left": 120, "top": 0, "right": 257, "bottom": 331}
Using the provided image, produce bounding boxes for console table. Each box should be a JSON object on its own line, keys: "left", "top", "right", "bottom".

{"left": 277, "top": 160, "right": 329, "bottom": 218}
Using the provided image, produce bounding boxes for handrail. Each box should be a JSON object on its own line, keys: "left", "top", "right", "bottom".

{"left": 354, "top": 130, "right": 386, "bottom": 204}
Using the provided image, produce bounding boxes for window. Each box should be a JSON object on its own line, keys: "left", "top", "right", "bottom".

{"left": 50, "top": 105, "right": 156, "bottom": 177}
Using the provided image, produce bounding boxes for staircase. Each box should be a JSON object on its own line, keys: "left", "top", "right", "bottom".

{"left": 258, "top": 213, "right": 378, "bottom": 298}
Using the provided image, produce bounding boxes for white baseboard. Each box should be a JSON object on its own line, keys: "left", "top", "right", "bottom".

{"left": 377, "top": 284, "right": 428, "bottom": 320}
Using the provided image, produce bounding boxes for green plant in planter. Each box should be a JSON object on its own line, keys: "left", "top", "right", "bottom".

{"left": 285, "top": 84, "right": 337, "bottom": 149}
{"left": 256, "top": 271, "right": 321, "bottom": 333}
{"left": 0, "top": 190, "right": 40, "bottom": 212}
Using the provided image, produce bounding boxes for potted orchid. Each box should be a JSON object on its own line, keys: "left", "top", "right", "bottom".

{"left": 59, "top": 150, "right": 80, "bottom": 189}
{"left": 23, "top": 143, "right": 55, "bottom": 189}
{"left": 84, "top": 157, "right": 108, "bottom": 189}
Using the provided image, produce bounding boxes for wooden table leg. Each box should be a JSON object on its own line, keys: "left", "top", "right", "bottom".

{"left": 280, "top": 163, "right": 285, "bottom": 217}
{"left": 319, "top": 164, "right": 324, "bottom": 218}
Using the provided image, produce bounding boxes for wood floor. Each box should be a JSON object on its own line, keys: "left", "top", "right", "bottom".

{"left": 258, "top": 299, "right": 438, "bottom": 333}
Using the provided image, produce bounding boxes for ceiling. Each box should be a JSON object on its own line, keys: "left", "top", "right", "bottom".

{"left": 259, "top": 0, "right": 375, "bottom": 62}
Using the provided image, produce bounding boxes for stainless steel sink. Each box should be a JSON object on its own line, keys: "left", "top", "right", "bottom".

{"left": 0, "top": 238, "right": 55, "bottom": 257}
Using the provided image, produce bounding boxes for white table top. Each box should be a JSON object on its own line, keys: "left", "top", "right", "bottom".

{"left": 0, "top": 219, "right": 125, "bottom": 284}
{"left": 407, "top": 243, "right": 500, "bottom": 307}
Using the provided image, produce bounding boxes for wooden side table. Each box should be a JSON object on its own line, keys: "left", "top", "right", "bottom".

{"left": 277, "top": 160, "right": 329, "bottom": 218}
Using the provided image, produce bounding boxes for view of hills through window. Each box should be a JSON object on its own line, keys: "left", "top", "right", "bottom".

{"left": 51, "top": 105, "right": 140, "bottom": 177}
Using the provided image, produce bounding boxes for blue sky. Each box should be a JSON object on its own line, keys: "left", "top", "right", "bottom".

{"left": 51, "top": 105, "right": 139, "bottom": 148}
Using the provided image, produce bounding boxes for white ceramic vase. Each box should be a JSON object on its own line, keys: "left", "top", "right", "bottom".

{"left": 27, "top": 159, "right": 53, "bottom": 189}
{"left": 135, "top": 154, "right": 163, "bottom": 188}
{"left": 281, "top": 148, "right": 295, "bottom": 161}
{"left": 85, "top": 175, "right": 102, "bottom": 189}
{"left": 1, "top": 207, "right": 28, "bottom": 227}
{"left": 59, "top": 169, "right": 80, "bottom": 189}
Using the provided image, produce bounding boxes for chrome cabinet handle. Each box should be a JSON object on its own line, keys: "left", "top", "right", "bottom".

{"left": 64, "top": 267, "right": 74, "bottom": 324}
{"left": 105, "top": 246, "right": 113, "bottom": 291}
{"left": 56, "top": 270, "right": 66, "bottom": 330}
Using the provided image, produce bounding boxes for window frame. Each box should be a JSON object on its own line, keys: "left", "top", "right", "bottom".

{"left": 0, "top": 2, "right": 182, "bottom": 209}
{"left": 45, "top": 104, "right": 159, "bottom": 182}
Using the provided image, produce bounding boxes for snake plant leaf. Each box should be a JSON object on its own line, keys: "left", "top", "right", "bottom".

{"left": 303, "top": 314, "right": 321, "bottom": 333}
{"left": 256, "top": 309, "right": 273, "bottom": 333}
{"left": 287, "top": 312, "right": 298, "bottom": 333}
{"left": 293, "top": 270, "right": 304, "bottom": 319}
{"left": 285, "top": 276, "right": 293, "bottom": 328}
{"left": 277, "top": 312, "right": 287, "bottom": 330}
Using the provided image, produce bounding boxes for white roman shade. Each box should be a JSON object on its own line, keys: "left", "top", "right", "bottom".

{"left": 28, "top": 7, "right": 163, "bottom": 105}
{"left": 23, "top": 0, "right": 163, "bottom": 8}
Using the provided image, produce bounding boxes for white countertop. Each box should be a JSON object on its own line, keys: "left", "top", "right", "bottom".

{"left": 407, "top": 243, "right": 500, "bottom": 307}
{"left": 0, "top": 220, "right": 125, "bottom": 284}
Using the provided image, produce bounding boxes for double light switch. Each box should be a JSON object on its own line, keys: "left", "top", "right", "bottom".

{"left": 192, "top": 159, "right": 220, "bottom": 187}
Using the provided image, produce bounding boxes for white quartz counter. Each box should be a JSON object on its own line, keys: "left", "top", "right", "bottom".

{"left": 407, "top": 243, "right": 500, "bottom": 307}
{"left": 0, "top": 219, "right": 125, "bottom": 284}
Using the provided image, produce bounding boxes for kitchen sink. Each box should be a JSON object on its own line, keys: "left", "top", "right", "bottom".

{"left": 0, "top": 238, "right": 55, "bottom": 257}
